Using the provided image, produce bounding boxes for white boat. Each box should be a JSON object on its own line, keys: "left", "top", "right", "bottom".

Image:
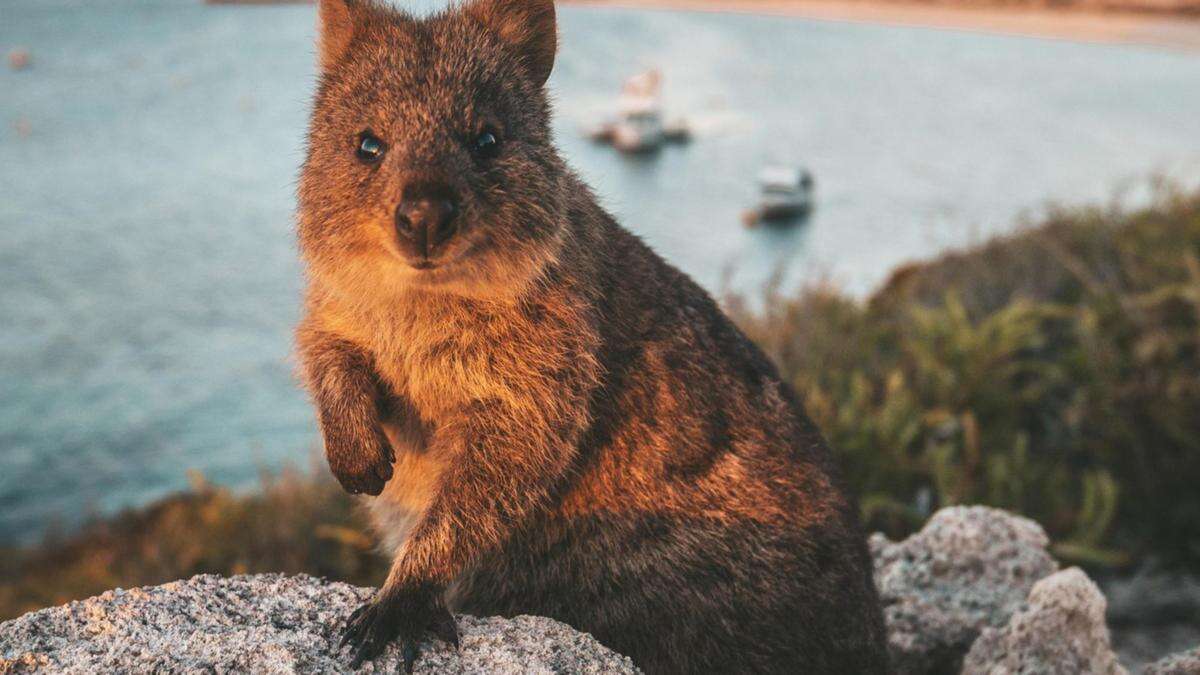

{"left": 611, "top": 105, "right": 664, "bottom": 154}
{"left": 745, "top": 166, "right": 814, "bottom": 226}
{"left": 584, "top": 70, "right": 690, "bottom": 154}
{"left": 611, "top": 71, "right": 665, "bottom": 153}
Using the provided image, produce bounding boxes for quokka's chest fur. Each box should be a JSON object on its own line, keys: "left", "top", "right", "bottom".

{"left": 317, "top": 283, "right": 600, "bottom": 422}
{"left": 334, "top": 287, "right": 601, "bottom": 555}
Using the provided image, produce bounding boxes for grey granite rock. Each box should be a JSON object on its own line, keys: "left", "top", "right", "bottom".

{"left": 961, "top": 567, "right": 1126, "bottom": 675}
{"left": 2, "top": 506, "right": 1186, "bottom": 674}
{"left": 1143, "top": 645, "right": 1200, "bottom": 674}
{"left": 0, "top": 574, "right": 640, "bottom": 674}
{"left": 871, "top": 505, "right": 1060, "bottom": 674}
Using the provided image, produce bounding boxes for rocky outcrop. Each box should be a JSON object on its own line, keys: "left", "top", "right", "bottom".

{"left": 871, "top": 505, "right": 1060, "bottom": 674}
{"left": 0, "top": 574, "right": 639, "bottom": 674}
{"left": 0, "top": 506, "right": 1177, "bottom": 674}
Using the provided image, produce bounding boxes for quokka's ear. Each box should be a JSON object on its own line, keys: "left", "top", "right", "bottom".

{"left": 317, "top": 0, "right": 360, "bottom": 71}
{"left": 466, "top": 0, "right": 557, "bottom": 87}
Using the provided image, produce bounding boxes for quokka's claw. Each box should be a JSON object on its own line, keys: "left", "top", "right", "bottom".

{"left": 402, "top": 640, "right": 419, "bottom": 673}
{"left": 338, "top": 588, "right": 455, "bottom": 671}
{"left": 433, "top": 613, "right": 460, "bottom": 649}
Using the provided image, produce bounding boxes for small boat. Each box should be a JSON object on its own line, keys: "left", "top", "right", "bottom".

{"left": 584, "top": 70, "right": 690, "bottom": 154}
{"left": 743, "top": 166, "right": 814, "bottom": 227}
{"left": 611, "top": 101, "right": 664, "bottom": 153}
{"left": 7, "top": 48, "right": 31, "bottom": 71}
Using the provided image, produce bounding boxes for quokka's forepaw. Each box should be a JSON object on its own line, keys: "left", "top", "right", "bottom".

{"left": 339, "top": 587, "right": 458, "bottom": 672}
{"left": 326, "top": 427, "right": 395, "bottom": 496}
{"left": 332, "top": 458, "right": 392, "bottom": 497}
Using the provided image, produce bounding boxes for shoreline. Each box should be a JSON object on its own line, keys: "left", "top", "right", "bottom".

{"left": 201, "top": 0, "right": 1200, "bottom": 51}
{"left": 564, "top": 0, "right": 1200, "bottom": 50}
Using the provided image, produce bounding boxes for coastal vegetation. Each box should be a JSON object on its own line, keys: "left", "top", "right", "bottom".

{"left": 730, "top": 180, "right": 1200, "bottom": 568}
{"left": 2, "top": 184, "right": 1198, "bottom": 621}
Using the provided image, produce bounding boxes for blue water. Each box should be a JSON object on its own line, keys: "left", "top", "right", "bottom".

{"left": 2, "top": 0, "right": 1199, "bottom": 543}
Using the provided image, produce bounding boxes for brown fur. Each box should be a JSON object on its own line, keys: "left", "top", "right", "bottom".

{"left": 295, "top": 1, "right": 887, "bottom": 672}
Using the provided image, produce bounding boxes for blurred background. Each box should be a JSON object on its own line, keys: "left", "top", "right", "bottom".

{"left": 2, "top": 0, "right": 1199, "bottom": 668}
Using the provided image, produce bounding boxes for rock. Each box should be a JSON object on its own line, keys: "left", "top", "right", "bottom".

{"left": 961, "top": 568, "right": 1126, "bottom": 675}
{"left": 0, "top": 574, "right": 640, "bottom": 674}
{"left": 0, "top": 506, "right": 1181, "bottom": 674}
{"left": 1106, "top": 571, "right": 1200, "bottom": 671}
{"left": 872, "top": 505, "right": 1059, "bottom": 674}
{"left": 1143, "top": 645, "right": 1200, "bottom": 674}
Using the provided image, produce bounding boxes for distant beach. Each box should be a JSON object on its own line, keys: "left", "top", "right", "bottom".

{"left": 565, "top": 0, "right": 1200, "bottom": 49}
{"left": 202, "top": 0, "right": 1200, "bottom": 50}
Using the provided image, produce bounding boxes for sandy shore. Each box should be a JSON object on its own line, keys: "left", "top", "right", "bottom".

{"left": 565, "top": 0, "right": 1200, "bottom": 50}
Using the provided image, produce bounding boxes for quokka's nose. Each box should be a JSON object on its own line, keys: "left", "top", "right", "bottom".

{"left": 395, "top": 191, "right": 459, "bottom": 258}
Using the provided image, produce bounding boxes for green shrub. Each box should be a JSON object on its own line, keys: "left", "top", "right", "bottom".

{"left": 730, "top": 183, "right": 1200, "bottom": 567}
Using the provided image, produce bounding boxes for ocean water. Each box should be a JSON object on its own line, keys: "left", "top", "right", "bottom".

{"left": 2, "top": 0, "right": 1199, "bottom": 543}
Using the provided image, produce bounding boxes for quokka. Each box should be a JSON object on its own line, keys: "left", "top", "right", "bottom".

{"left": 295, "top": 0, "right": 888, "bottom": 672}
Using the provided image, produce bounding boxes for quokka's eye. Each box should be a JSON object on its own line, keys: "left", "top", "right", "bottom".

{"left": 356, "top": 132, "right": 386, "bottom": 164}
{"left": 472, "top": 129, "right": 502, "bottom": 159}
